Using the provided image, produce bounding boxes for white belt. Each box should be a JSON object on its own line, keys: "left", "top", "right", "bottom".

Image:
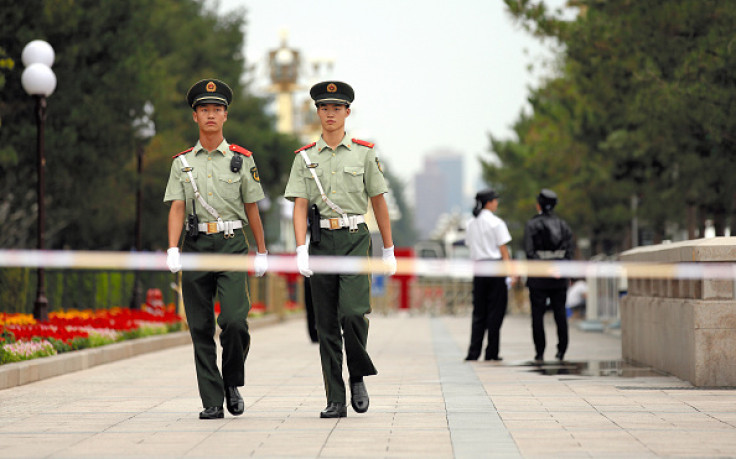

{"left": 320, "top": 215, "right": 365, "bottom": 231}
{"left": 536, "top": 250, "right": 566, "bottom": 260}
{"left": 195, "top": 220, "right": 243, "bottom": 237}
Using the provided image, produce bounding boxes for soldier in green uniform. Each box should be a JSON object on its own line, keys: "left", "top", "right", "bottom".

{"left": 284, "top": 81, "right": 396, "bottom": 418}
{"left": 163, "top": 78, "right": 269, "bottom": 420}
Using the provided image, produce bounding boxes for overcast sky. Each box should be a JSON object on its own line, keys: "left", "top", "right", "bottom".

{"left": 210, "top": 0, "right": 571, "bottom": 199}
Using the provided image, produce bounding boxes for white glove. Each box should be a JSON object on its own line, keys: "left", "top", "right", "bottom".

{"left": 254, "top": 251, "right": 268, "bottom": 277}
{"left": 167, "top": 247, "right": 182, "bottom": 273}
{"left": 382, "top": 245, "right": 397, "bottom": 276}
{"left": 505, "top": 276, "right": 512, "bottom": 290}
{"left": 296, "top": 245, "right": 313, "bottom": 277}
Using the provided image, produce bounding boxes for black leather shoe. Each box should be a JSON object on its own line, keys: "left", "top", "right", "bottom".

{"left": 464, "top": 356, "right": 478, "bottom": 361}
{"left": 485, "top": 356, "right": 503, "bottom": 361}
{"left": 555, "top": 352, "right": 565, "bottom": 361}
{"left": 226, "top": 386, "right": 244, "bottom": 416}
{"left": 534, "top": 354, "right": 543, "bottom": 362}
{"left": 350, "top": 381, "right": 369, "bottom": 413}
{"left": 320, "top": 402, "right": 347, "bottom": 418}
{"left": 199, "top": 406, "right": 224, "bottom": 419}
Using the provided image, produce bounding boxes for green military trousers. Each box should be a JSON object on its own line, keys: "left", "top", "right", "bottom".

{"left": 181, "top": 229, "right": 251, "bottom": 408}
{"left": 309, "top": 223, "right": 377, "bottom": 404}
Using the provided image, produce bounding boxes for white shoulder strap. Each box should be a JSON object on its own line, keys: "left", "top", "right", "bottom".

{"left": 298, "top": 149, "right": 348, "bottom": 220}
{"left": 178, "top": 154, "right": 223, "bottom": 224}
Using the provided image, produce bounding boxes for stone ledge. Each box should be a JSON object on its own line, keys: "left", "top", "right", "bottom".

{"left": 0, "top": 313, "right": 293, "bottom": 391}
{"left": 620, "top": 236, "right": 736, "bottom": 263}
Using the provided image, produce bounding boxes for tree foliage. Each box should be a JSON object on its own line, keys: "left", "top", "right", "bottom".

{"left": 491, "top": 0, "right": 736, "bottom": 255}
{"left": 0, "top": 0, "right": 300, "bottom": 250}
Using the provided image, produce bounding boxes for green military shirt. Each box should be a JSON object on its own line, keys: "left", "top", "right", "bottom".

{"left": 163, "top": 139, "right": 265, "bottom": 224}
{"left": 284, "top": 134, "right": 388, "bottom": 217}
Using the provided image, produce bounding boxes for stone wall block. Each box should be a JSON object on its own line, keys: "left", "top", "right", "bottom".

{"left": 620, "top": 237, "right": 736, "bottom": 387}
{"left": 702, "top": 279, "right": 733, "bottom": 300}
{"left": 694, "top": 328, "right": 736, "bottom": 386}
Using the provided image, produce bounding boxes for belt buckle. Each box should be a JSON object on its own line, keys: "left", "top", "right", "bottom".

{"left": 329, "top": 218, "right": 341, "bottom": 230}
{"left": 206, "top": 222, "right": 218, "bottom": 234}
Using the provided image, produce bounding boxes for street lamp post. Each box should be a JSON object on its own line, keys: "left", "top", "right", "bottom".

{"left": 130, "top": 102, "right": 155, "bottom": 310}
{"left": 21, "top": 40, "right": 56, "bottom": 322}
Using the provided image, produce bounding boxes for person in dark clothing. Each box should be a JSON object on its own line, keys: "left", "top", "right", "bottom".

{"left": 523, "top": 189, "right": 574, "bottom": 362}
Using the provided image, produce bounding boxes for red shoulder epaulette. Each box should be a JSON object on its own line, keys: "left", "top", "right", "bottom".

{"left": 295, "top": 142, "right": 317, "bottom": 154}
{"left": 229, "top": 144, "right": 252, "bottom": 157}
{"left": 172, "top": 147, "right": 193, "bottom": 158}
{"left": 352, "top": 138, "right": 374, "bottom": 148}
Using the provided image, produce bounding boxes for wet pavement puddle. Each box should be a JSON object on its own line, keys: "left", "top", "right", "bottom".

{"left": 519, "top": 359, "right": 667, "bottom": 377}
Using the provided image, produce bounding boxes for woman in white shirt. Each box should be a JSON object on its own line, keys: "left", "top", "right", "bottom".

{"left": 464, "top": 189, "right": 513, "bottom": 361}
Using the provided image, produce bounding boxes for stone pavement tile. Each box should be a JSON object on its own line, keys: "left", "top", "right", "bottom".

{"left": 0, "top": 434, "right": 91, "bottom": 459}
{"left": 504, "top": 419, "right": 569, "bottom": 431}
{"left": 681, "top": 399, "right": 736, "bottom": 413}
{"left": 571, "top": 439, "right": 651, "bottom": 456}
{"left": 711, "top": 412, "right": 736, "bottom": 424}
{"left": 629, "top": 430, "right": 726, "bottom": 457}
{"left": 385, "top": 400, "right": 445, "bottom": 412}
{"left": 384, "top": 429, "right": 453, "bottom": 456}
{"left": 181, "top": 431, "right": 273, "bottom": 457}
{"left": 49, "top": 431, "right": 203, "bottom": 458}
{"left": 499, "top": 411, "right": 556, "bottom": 422}
{"left": 549, "top": 411, "right": 621, "bottom": 429}
{"left": 657, "top": 411, "right": 736, "bottom": 429}
{"left": 523, "top": 384, "right": 578, "bottom": 396}
{"left": 603, "top": 411, "right": 681, "bottom": 429}
{"left": 489, "top": 395, "right": 546, "bottom": 411}
{"left": 636, "top": 402, "right": 700, "bottom": 413}
{"left": 514, "top": 435, "right": 583, "bottom": 456}
{"left": 446, "top": 411, "right": 500, "bottom": 429}
{"left": 327, "top": 413, "right": 395, "bottom": 427}
{"left": 271, "top": 414, "right": 349, "bottom": 430}
{"left": 4, "top": 312, "right": 736, "bottom": 458}
{"left": 538, "top": 398, "right": 598, "bottom": 411}
{"left": 392, "top": 412, "right": 448, "bottom": 428}
{"left": 316, "top": 432, "right": 392, "bottom": 458}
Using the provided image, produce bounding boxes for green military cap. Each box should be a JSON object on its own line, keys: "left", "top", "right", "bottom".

{"left": 310, "top": 81, "right": 354, "bottom": 106}
{"left": 186, "top": 79, "right": 233, "bottom": 109}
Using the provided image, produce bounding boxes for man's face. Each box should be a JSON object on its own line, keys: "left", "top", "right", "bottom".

{"left": 488, "top": 199, "right": 499, "bottom": 212}
{"left": 193, "top": 103, "right": 227, "bottom": 133}
{"left": 317, "top": 103, "right": 350, "bottom": 133}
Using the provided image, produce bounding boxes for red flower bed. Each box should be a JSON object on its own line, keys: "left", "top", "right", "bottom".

{"left": 1, "top": 305, "right": 184, "bottom": 347}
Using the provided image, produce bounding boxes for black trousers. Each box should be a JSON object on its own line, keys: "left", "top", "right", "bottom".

{"left": 466, "top": 275, "right": 507, "bottom": 360}
{"left": 529, "top": 287, "right": 568, "bottom": 358}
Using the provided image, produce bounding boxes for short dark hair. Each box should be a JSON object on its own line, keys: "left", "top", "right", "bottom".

{"left": 316, "top": 102, "right": 350, "bottom": 109}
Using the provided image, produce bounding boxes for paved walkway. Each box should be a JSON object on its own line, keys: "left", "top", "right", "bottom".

{"left": 1, "top": 311, "right": 736, "bottom": 458}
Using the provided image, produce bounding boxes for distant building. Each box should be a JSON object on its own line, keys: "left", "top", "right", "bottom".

{"left": 414, "top": 152, "right": 464, "bottom": 240}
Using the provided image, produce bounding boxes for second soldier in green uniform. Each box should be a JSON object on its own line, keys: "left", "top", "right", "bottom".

{"left": 285, "top": 81, "right": 396, "bottom": 418}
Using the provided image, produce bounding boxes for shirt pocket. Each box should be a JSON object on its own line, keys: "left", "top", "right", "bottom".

{"left": 305, "top": 168, "right": 324, "bottom": 196}
{"left": 180, "top": 170, "right": 197, "bottom": 200}
{"left": 218, "top": 174, "right": 242, "bottom": 200}
{"left": 343, "top": 166, "right": 365, "bottom": 192}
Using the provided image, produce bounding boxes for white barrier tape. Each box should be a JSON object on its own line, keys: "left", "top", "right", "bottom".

{"left": 1, "top": 250, "right": 736, "bottom": 280}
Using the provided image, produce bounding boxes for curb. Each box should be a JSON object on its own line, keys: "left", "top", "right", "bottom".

{"left": 0, "top": 313, "right": 293, "bottom": 391}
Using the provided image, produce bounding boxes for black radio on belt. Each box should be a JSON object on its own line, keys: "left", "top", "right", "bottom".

{"left": 187, "top": 199, "right": 199, "bottom": 239}
{"left": 308, "top": 204, "right": 321, "bottom": 244}
{"left": 230, "top": 154, "right": 243, "bottom": 173}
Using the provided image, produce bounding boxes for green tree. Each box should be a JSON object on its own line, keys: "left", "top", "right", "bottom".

{"left": 0, "top": 0, "right": 300, "bottom": 251}
{"left": 493, "top": 0, "right": 736, "bottom": 255}
{"left": 382, "top": 164, "right": 418, "bottom": 248}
